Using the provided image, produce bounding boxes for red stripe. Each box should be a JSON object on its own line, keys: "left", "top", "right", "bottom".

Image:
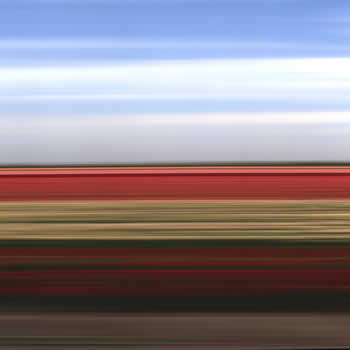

{"left": 0, "top": 269, "right": 349, "bottom": 296}
{"left": 1, "top": 167, "right": 350, "bottom": 200}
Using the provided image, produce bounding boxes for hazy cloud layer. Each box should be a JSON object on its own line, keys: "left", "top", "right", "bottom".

{"left": 1, "top": 113, "right": 350, "bottom": 164}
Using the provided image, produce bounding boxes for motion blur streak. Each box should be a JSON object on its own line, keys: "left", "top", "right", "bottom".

{"left": 3, "top": 0, "right": 350, "bottom": 346}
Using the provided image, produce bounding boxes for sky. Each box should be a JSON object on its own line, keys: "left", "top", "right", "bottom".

{"left": 0, "top": 0, "right": 350, "bottom": 164}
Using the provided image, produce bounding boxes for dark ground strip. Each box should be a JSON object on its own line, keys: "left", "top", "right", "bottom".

{"left": 2, "top": 295, "right": 350, "bottom": 312}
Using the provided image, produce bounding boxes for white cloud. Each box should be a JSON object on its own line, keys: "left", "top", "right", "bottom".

{"left": 0, "top": 58, "right": 350, "bottom": 103}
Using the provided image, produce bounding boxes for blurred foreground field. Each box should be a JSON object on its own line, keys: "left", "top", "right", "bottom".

{"left": 2, "top": 199, "right": 350, "bottom": 312}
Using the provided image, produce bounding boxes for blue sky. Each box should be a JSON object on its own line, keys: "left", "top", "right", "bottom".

{"left": 0, "top": 0, "right": 350, "bottom": 163}
{"left": 1, "top": 0, "right": 350, "bottom": 61}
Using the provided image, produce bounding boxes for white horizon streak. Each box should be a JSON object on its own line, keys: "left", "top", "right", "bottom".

{"left": 1, "top": 112, "right": 350, "bottom": 164}
{"left": 2, "top": 112, "right": 350, "bottom": 126}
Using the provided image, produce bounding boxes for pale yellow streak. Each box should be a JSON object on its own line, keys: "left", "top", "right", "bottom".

{"left": 1, "top": 200, "right": 350, "bottom": 240}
